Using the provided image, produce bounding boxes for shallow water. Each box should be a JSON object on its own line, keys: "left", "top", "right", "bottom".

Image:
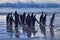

{"left": 0, "top": 14, "right": 60, "bottom": 40}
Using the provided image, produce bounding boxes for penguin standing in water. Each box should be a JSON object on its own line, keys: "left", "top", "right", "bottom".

{"left": 43, "top": 14, "right": 47, "bottom": 26}
{"left": 39, "top": 12, "right": 47, "bottom": 37}
{"left": 49, "top": 14, "right": 55, "bottom": 40}
{"left": 42, "top": 14, "right": 47, "bottom": 36}
{"left": 22, "top": 12, "right": 26, "bottom": 32}
{"left": 8, "top": 13, "right": 14, "bottom": 38}
{"left": 39, "top": 12, "right": 44, "bottom": 34}
{"left": 50, "top": 14, "right": 55, "bottom": 26}
{"left": 14, "top": 11, "right": 20, "bottom": 38}
{"left": 29, "top": 13, "right": 39, "bottom": 37}
{"left": 6, "top": 13, "right": 10, "bottom": 32}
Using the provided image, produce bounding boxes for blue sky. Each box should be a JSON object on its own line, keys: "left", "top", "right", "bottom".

{"left": 0, "top": 0, "right": 60, "bottom": 3}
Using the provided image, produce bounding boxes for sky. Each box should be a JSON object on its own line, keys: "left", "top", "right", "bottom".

{"left": 0, "top": 0, "right": 60, "bottom": 3}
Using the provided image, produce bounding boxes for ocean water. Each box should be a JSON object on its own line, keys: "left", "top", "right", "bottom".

{"left": 0, "top": 8, "right": 60, "bottom": 14}
{"left": 0, "top": 8, "right": 60, "bottom": 40}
